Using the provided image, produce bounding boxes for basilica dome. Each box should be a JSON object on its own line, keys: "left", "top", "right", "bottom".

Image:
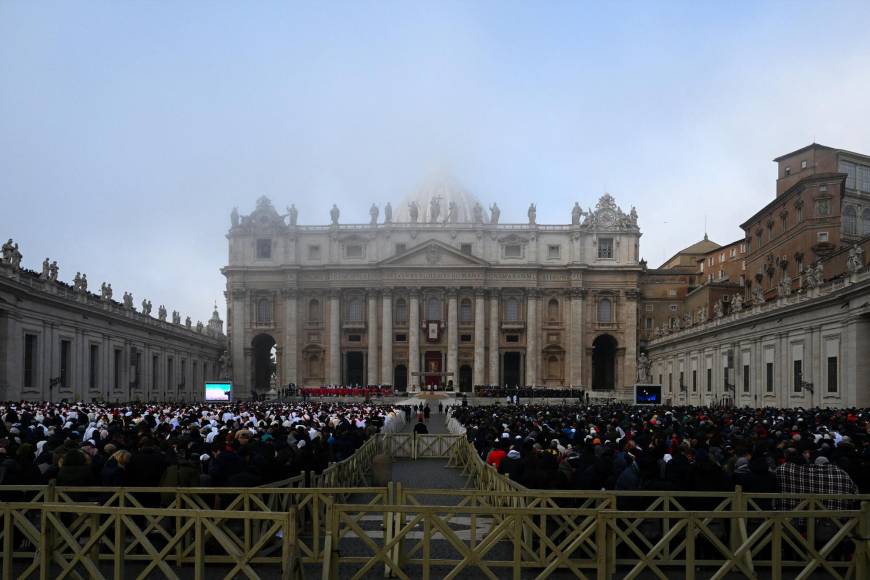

{"left": 394, "top": 175, "right": 487, "bottom": 223}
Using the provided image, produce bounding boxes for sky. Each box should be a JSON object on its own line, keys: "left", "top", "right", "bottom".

{"left": 2, "top": 1, "right": 870, "bottom": 324}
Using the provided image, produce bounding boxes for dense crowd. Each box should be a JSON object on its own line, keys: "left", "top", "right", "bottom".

{"left": 0, "top": 401, "right": 404, "bottom": 495}
{"left": 472, "top": 386, "right": 587, "bottom": 400}
{"left": 452, "top": 404, "right": 870, "bottom": 506}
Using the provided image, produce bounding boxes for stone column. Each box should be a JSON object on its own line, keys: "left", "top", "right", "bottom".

{"left": 447, "top": 288, "right": 458, "bottom": 388}
{"left": 622, "top": 289, "right": 639, "bottom": 400}
{"left": 488, "top": 289, "right": 499, "bottom": 385}
{"left": 230, "top": 289, "right": 249, "bottom": 398}
{"left": 328, "top": 290, "right": 341, "bottom": 384}
{"left": 367, "top": 292, "right": 378, "bottom": 384}
{"left": 408, "top": 289, "right": 420, "bottom": 391}
{"left": 381, "top": 289, "right": 393, "bottom": 385}
{"left": 525, "top": 289, "right": 539, "bottom": 386}
{"left": 569, "top": 288, "right": 585, "bottom": 386}
{"left": 473, "top": 289, "right": 486, "bottom": 387}
{"left": 282, "top": 288, "right": 297, "bottom": 387}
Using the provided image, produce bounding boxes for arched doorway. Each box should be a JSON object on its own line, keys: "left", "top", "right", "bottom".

{"left": 345, "top": 351, "right": 364, "bottom": 386}
{"left": 458, "top": 365, "right": 472, "bottom": 392}
{"left": 252, "top": 334, "right": 277, "bottom": 399}
{"left": 591, "top": 334, "right": 617, "bottom": 390}
{"left": 394, "top": 365, "right": 408, "bottom": 391}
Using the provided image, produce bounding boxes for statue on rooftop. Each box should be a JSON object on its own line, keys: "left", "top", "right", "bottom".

{"left": 330, "top": 204, "right": 340, "bottom": 225}
{"left": 490, "top": 203, "right": 501, "bottom": 225}
{"left": 40, "top": 258, "right": 50, "bottom": 280}
{"left": 429, "top": 197, "right": 441, "bottom": 223}
{"left": 384, "top": 202, "right": 392, "bottom": 223}
{"left": 49, "top": 261, "right": 59, "bottom": 282}
{"left": 369, "top": 203, "right": 379, "bottom": 225}
{"left": 230, "top": 207, "right": 239, "bottom": 228}
{"left": 287, "top": 204, "right": 298, "bottom": 226}
{"left": 571, "top": 202, "right": 582, "bottom": 225}
{"left": 408, "top": 201, "right": 419, "bottom": 224}
{"left": 528, "top": 203, "right": 537, "bottom": 225}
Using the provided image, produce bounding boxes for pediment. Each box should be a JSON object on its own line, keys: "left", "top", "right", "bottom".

{"left": 379, "top": 240, "right": 490, "bottom": 268}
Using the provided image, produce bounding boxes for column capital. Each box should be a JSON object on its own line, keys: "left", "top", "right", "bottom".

{"left": 569, "top": 287, "right": 587, "bottom": 299}
{"left": 408, "top": 287, "right": 422, "bottom": 298}
{"left": 527, "top": 288, "right": 541, "bottom": 299}
{"left": 328, "top": 288, "right": 342, "bottom": 300}
{"left": 381, "top": 287, "right": 393, "bottom": 298}
{"left": 230, "top": 288, "right": 247, "bottom": 300}
{"left": 474, "top": 288, "right": 488, "bottom": 298}
{"left": 446, "top": 287, "right": 459, "bottom": 299}
{"left": 488, "top": 288, "right": 500, "bottom": 299}
{"left": 624, "top": 289, "right": 641, "bottom": 301}
{"left": 280, "top": 288, "right": 298, "bottom": 299}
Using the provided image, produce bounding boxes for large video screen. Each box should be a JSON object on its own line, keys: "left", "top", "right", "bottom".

{"left": 205, "top": 382, "right": 232, "bottom": 402}
{"left": 634, "top": 384, "right": 662, "bottom": 405}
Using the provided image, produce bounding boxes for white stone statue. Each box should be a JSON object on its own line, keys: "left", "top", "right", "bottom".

{"left": 752, "top": 286, "right": 765, "bottom": 305}
{"left": 629, "top": 206, "right": 638, "bottom": 226}
{"left": 429, "top": 197, "right": 441, "bottom": 223}
{"left": 804, "top": 264, "right": 818, "bottom": 289}
{"left": 185, "top": 316, "right": 192, "bottom": 328}
{"left": 330, "top": 204, "right": 340, "bottom": 225}
{"left": 778, "top": 273, "right": 792, "bottom": 298}
{"left": 683, "top": 312, "right": 692, "bottom": 327}
{"left": 196, "top": 320, "right": 204, "bottom": 333}
{"left": 49, "top": 261, "right": 58, "bottom": 282}
{"left": 287, "top": 204, "right": 298, "bottom": 226}
{"left": 714, "top": 301, "right": 724, "bottom": 318}
{"left": 847, "top": 245, "right": 865, "bottom": 275}
{"left": 230, "top": 207, "right": 239, "bottom": 228}
{"left": 9, "top": 244, "right": 21, "bottom": 271}
{"left": 446, "top": 201, "right": 458, "bottom": 224}
{"left": 172, "top": 310, "right": 181, "bottom": 324}
{"left": 699, "top": 307, "right": 708, "bottom": 322}
{"left": 123, "top": 292, "right": 134, "bottom": 310}
{"left": 369, "top": 203, "right": 379, "bottom": 225}
{"left": 40, "top": 258, "right": 50, "bottom": 280}
{"left": 80, "top": 274, "right": 88, "bottom": 292}
{"left": 528, "top": 203, "right": 537, "bottom": 225}
{"left": 1, "top": 239, "right": 13, "bottom": 264}
{"left": 408, "top": 201, "right": 419, "bottom": 223}
{"left": 384, "top": 202, "right": 392, "bottom": 223}
{"left": 73, "top": 272, "right": 82, "bottom": 290}
{"left": 141, "top": 299, "right": 152, "bottom": 316}
{"left": 571, "top": 202, "right": 582, "bottom": 225}
{"left": 732, "top": 293, "right": 743, "bottom": 312}
{"left": 158, "top": 305, "right": 167, "bottom": 321}
{"left": 490, "top": 203, "right": 501, "bottom": 224}
{"left": 637, "top": 352, "right": 651, "bottom": 383}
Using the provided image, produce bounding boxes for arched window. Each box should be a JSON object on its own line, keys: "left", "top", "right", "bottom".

{"left": 394, "top": 298, "right": 408, "bottom": 324}
{"left": 346, "top": 298, "right": 363, "bottom": 322}
{"left": 308, "top": 299, "right": 321, "bottom": 322}
{"left": 863, "top": 208, "right": 870, "bottom": 236}
{"left": 844, "top": 205, "right": 858, "bottom": 235}
{"left": 505, "top": 298, "right": 520, "bottom": 322}
{"left": 256, "top": 298, "right": 273, "bottom": 324}
{"left": 459, "top": 298, "right": 473, "bottom": 323}
{"left": 598, "top": 298, "right": 612, "bottom": 323}
{"left": 426, "top": 297, "right": 442, "bottom": 321}
{"left": 547, "top": 298, "right": 559, "bottom": 322}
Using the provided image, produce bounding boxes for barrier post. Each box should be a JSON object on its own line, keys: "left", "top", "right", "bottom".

{"left": 384, "top": 481, "right": 395, "bottom": 578}
{"left": 857, "top": 501, "right": 870, "bottom": 580}
{"left": 596, "top": 512, "right": 608, "bottom": 580}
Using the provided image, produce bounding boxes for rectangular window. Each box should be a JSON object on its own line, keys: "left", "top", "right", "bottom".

{"left": 395, "top": 333, "right": 407, "bottom": 343}
{"left": 645, "top": 304, "right": 654, "bottom": 312}
{"left": 24, "top": 334, "right": 37, "bottom": 388}
{"left": 598, "top": 238, "right": 613, "bottom": 259}
{"left": 395, "top": 243, "right": 406, "bottom": 254}
{"left": 256, "top": 238, "right": 272, "bottom": 259}
{"left": 796, "top": 205, "right": 803, "bottom": 222}
{"left": 793, "top": 359, "right": 802, "bottom": 392}
{"left": 308, "top": 245, "right": 321, "bottom": 260}
{"left": 506, "top": 335, "right": 519, "bottom": 343}
{"left": 840, "top": 160, "right": 857, "bottom": 190}
{"left": 692, "top": 370, "right": 697, "bottom": 392}
{"left": 707, "top": 368, "right": 712, "bottom": 392}
{"left": 644, "top": 317, "right": 653, "bottom": 330}
{"left": 859, "top": 164, "right": 870, "bottom": 192}
{"left": 801, "top": 160, "right": 807, "bottom": 169}
{"left": 460, "top": 334, "right": 472, "bottom": 343}
{"left": 461, "top": 243, "right": 473, "bottom": 255}
{"left": 547, "top": 245, "right": 560, "bottom": 259}
{"left": 743, "top": 365, "right": 750, "bottom": 393}
{"left": 114, "top": 349, "right": 122, "bottom": 390}
{"left": 668, "top": 289, "right": 677, "bottom": 297}
{"left": 504, "top": 244, "right": 522, "bottom": 258}
{"left": 345, "top": 244, "right": 363, "bottom": 258}
{"left": 827, "top": 356, "right": 838, "bottom": 392}
{"left": 89, "top": 344, "right": 99, "bottom": 391}
{"left": 817, "top": 231, "right": 829, "bottom": 242}
{"left": 60, "top": 339, "right": 71, "bottom": 388}
{"left": 670, "top": 304, "right": 678, "bottom": 312}
{"left": 348, "top": 334, "right": 361, "bottom": 342}
{"left": 731, "top": 248, "right": 736, "bottom": 258}
{"left": 766, "top": 362, "right": 773, "bottom": 392}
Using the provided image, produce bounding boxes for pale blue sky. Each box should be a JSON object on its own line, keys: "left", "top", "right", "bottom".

{"left": 3, "top": 1, "right": 870, "bottom": 323}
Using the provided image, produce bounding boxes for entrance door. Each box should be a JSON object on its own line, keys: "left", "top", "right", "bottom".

{"left": 345, "top": 351, "right": 364, "bottom": 386}
{"left": 503, "top": 352, "right": 522, "bottom": 387}
{"left": 424, "top": 351, "right": 442, "bottom": 388}
{"left": 394, "top": 365, "right": 408, "bottom": 391}
{"left": 459, "top": 365, "right": 472, "bottom": 392}
{"left": 592, "top": 334, "right": 617, "bottom": 390}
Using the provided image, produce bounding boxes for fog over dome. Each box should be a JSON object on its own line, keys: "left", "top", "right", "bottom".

{"left": 394, "top": 175, "right": 487, "bottom": 223}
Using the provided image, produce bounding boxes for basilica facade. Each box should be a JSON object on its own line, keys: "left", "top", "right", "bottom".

{"left": 223, "top": 182, "right": 642, "bottom": 399}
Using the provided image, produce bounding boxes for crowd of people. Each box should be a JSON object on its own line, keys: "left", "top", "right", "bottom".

{"left": 0, "top": 400, "right": 404, "bottom": 495}
{"left": 452, "top": 403, "right": 870, "bottom": 506}
{"left": 472, "top": 386, "right": 587, "bottom": 400}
